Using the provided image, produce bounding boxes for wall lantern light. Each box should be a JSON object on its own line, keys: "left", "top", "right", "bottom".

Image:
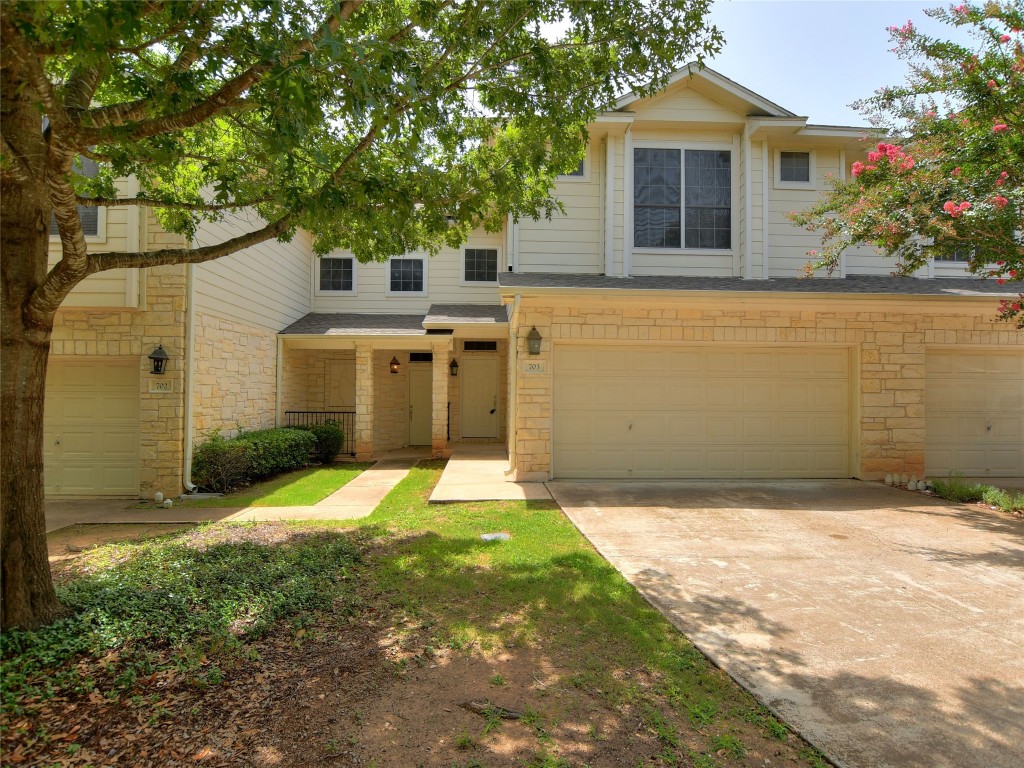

{"left": 526, "top": 326, "right": 542, "bottom": 356}
{"left": 390, "top": 356, "right": 401, "bottom": 374}
{"left": 449, "top": 359, "right": 459, "bottom": 377}
{"left": 148, "top": 345, "right": 169, "bottom": 375}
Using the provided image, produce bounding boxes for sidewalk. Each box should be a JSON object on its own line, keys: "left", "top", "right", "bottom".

{"left": 45, "top": 458, "right": 418, "bottom": 532}
{"left": 429, "top": 443, "right": 551, "bottom": 502}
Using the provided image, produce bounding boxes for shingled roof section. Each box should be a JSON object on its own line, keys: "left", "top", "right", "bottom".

{"left": 280, "top": 313, "right": 427, "bottom": 336}
{"left": 424, "top": 304, "right": 509, "bottom": 324}
{"left": 497, "top": 273, "right": 1017, "bottom": 297}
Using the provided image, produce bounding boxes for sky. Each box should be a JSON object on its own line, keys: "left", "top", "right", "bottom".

{"left": 703, "top": 0, "right": 977, "bottom": 126}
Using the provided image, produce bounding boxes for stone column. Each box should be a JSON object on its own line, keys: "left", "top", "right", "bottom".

{"left": 354, "top": 341, "right": 374, "bottom": 460}
{"left": 431, "top": 340, "right": 450, "bottom": 458}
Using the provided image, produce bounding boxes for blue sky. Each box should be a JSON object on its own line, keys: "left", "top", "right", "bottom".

{"left": 704, "top": 1, "right": 975, "bottom": 126}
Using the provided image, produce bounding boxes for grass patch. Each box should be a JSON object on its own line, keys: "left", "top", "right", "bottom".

{"left": 932, "top": 475, "right": 1024, "bottom": 512}
{"left": 173, "top": 463, "right": 372, "bottom": 507}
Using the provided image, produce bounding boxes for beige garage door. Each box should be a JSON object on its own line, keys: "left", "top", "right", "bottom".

{"left": 925, "top": 350, "right": 1024, "bottom": 478}
{"left": 44, "top": 359, "right": 140, "bottom": 496}
{"left": 553, "top": 345, "right": 851, "bottom": 479}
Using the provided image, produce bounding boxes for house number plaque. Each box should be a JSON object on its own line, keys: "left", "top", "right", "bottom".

{"left": 522, "top": 360, "right": 547, "bottom": 375}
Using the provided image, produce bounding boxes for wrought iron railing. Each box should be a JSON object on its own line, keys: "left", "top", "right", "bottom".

{"left": 284, "top": 411, "right": 356, "bottom": 456}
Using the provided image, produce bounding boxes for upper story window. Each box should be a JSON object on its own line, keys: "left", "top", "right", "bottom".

{"left": 49, "top": 156, "right": 101, "bottom": 238}
{"left": 634, "top": 147, "right": 731, "bottom": 250}
{"left": 319, "top": 256, "right": 354, "bottom": 292}
{"left": 776, "top": 150, "right": 815, "bottom": 189}
{"left": 558, "top": 156, "right": 588, "bottom": 182}
{"left": 934, "top": 247, "right": 972, "bottom": 263}
{"left": 464, "top": 248, "right": 498, "bottom": 283}
{"left": 389, "top": 257, "right": 425, "bottom": 294}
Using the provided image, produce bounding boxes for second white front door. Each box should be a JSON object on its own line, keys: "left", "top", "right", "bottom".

{"left": 408, "top": 366, "right": 432, "bottom": 445}
{"left": 461, "top": 357, "right": 499, "bottom": 438}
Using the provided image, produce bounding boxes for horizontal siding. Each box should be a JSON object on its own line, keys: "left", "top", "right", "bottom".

{"left": 193, "top": 212, "right": 312, "bottom": 331}
{"left": 630, "top": 253, "right": 735, "bottom": 276}
{"left": 767, "top": 148, "right": 840, "bottom": 278}
{"left": 50, "top": 178, "right": 136, "bottom": 308}
{"left": 312, "top": 230, "right": 504, "bottom": 313}
{"left": 518, "top": 145, "right": 603, "bottom": 274}
{"left": 631, "top": 85, "right": 745, "bottom": 125}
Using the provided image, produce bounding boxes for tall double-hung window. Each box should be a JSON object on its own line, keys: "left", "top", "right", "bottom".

{"left": 633, "top": 148, "right": 731, "bottom": 250}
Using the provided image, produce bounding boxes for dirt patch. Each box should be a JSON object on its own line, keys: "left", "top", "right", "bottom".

{"left": 47, "top": 524, "right": 196, "bottom": 568}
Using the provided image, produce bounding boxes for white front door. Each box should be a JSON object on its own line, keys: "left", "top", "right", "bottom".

{"left": 461, "top": 357, "right": 499, "bottom": 438}
{"left": 408, "top": 366, "right": 432, "bottom": 445}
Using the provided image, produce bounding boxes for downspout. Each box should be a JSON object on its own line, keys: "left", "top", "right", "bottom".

{"left": 743, "top": 120, "right": 753, "bottom": 279}
{"left": 761, "top": 139, "right": 770, "bottom": 279}
{"left": 181, "top": 261, "right": 197, "bottom": 492}
{"left": 505, "top": 293, "right": 521, "bottom": 477}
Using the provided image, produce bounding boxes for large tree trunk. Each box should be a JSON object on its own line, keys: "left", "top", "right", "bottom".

{"left": 1, "top": 48, "right": 67, "bottom": 630}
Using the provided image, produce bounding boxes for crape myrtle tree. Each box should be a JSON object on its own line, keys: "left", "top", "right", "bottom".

{"left": 791, "top": 2, "right": 1023, "bottom": 323}
{"left": 0, "top": 0, "right": 722, "bottom": 629}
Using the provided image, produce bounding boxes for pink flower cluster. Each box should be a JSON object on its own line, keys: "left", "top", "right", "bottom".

{"left": 991, "top": 195, "right": 1009, "bottom": 208}
{"left": 852, "top": 143, "right": 915, "bottom": 178}
{"left": 993, "top": 123, "right": 1009, "bottom": 132}
{"left": 995, "top": 170, "right": 1009, "bottom": 186}
{"left": 943, "top": 200, "right": 972, "bottom": 217}
{"left": 1000, "top": 34, "right": 1011, "bottom": 43}
{"left": 953, "top": 4, "right": 968, "bottom": 16}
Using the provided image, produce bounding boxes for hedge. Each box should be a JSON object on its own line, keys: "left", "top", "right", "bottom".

{"left": 294, "top": 422, "right": 344, "bottom": 463}
{"left": 191, "top": 427, "right": 317, "bottom": 492}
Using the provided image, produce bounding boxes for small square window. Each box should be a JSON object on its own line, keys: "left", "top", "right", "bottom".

{"left": 566, "top": 160, "right": 585, "bottom": 176}
{"left": 779, "top": 151, "right": 811, "bottom": 183}
{"left": 319, "top": 257, "right": 353, "bottom": 291}
{"left": 389, "top": 258, "right": 424, "bottom": 292}
{"left": 464, "top": 248, "right": 498, "bottom": 283}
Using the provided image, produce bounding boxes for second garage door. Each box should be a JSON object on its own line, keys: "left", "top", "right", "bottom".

{"left": 553, "top": 345, "right": 851, "bottom": 479}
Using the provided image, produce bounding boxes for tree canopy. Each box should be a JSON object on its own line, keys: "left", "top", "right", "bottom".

{"left": 790, "top": 2, "right": 1023, "bottom": 324}
{"left": 1, "top": 0, "right": 722, "bottom": 630}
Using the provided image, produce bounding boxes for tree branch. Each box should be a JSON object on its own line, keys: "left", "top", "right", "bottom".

{"left": 1, "top": 131, "right": 33, "bottom": 183}
{"left": 79, "top": 0, "right": 363, "bottom": 139}
{"left": 0, "top": 15, "right": 80, "bottom": 143}
{"left": 76, "top": 195, "right": 273, "bottom": 211}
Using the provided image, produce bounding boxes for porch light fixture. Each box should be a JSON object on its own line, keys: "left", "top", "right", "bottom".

{"left": 390, "top": 356, "right": 400, "bottom": 374}
{"left": 449, "top": 359, "right": 459, "bottom": 377}
{"left": 526, "top": 326, "right": 542, "bottom": 356}
{"left": 148, "top": 345, "right": 169, "bottom": 375}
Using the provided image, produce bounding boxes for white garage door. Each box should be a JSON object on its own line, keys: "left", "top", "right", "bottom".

{"left": 553, "top": 345, "right": 851, "bottom": 479}
{"left": 925, "top": 350, "right": 1024, "bottom": 477}
{"left": 44, "top": 359, "right": 140, "bottom": 496}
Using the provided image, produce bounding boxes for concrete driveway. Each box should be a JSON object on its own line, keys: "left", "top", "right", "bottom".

{"left": 548, "top": 480, "right": 1024, "bottom": 768}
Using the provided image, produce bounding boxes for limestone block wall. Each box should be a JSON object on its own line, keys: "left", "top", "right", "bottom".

{"left": 192, "top": 312, "right": 277, "bottom": 438}
{"left": 510, "top": 296, "right": 1022, "bottom": 481}
{"left": 375, "top": 350, "right": 412, "bottom": 451}
{"left": 50, "top": 264, "right": 188, "bottom": 496}
{"left": 280, "top": 349, "right": 356, "bottom": 413}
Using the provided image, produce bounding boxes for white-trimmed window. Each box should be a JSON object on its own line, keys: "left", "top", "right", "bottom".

{"left": 388, "top": 257, "right": 426, "bottom": 295}
{"left": 49, "top": 156, "right": 106, "bottom": 240}
{"left": 558, "top": 153, "right": 589, "bottom": 182}
{"left": 775, "top": 150, "right": 816, "bottom": 189}
{"left": 318, "top": 256, "right": 355, "bottom": 292}
{"left": 633, "top": 147, "right": 732, "bottom": 250}
{"left": 463, "top": 248, "right": 498, "bottom": 283}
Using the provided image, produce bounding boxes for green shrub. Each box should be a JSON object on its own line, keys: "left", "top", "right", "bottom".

{"left": 295, "top": 422, "right": 344, "bottom": 463}
{"left": 192, "top": 430, "right": 253, "bottom": 492}
{"left": 931, "top": 475, "right": 986, "bottom": 504}
{"left": 981, "top": 486, "right": 1024, "bottom": 513}
{"left": 234, "top": 427, "right": 316, "bottom": 479}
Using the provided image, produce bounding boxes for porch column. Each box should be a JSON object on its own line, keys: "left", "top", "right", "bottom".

{"left": 431, "top": 339, "right": 451, "bottom": 458}
{"left": 354, "top": 341, "right": 374, "bottom": 460}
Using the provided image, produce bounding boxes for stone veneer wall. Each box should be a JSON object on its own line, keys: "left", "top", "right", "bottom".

{"left": 511, "top": 297, "right": 1023, "bottom": 481}
{"left": 50, "top": 263, "right": 188, "bottom": 496}
{"left": 374, "top": 350, "right": 412, "bottom": 451}
{"left": 192, "top": 312, "right": 278, "bottom": 438}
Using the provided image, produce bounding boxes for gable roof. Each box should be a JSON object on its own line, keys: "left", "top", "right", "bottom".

{"left": 614, "top": 63, "right": 796, "bottom": 118}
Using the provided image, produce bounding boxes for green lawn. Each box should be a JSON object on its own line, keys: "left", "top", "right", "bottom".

{"left": 4, "top": 461, "right": 826, "bottom": 767}
{"left": 174, "top": 463, "right": 373, "bottom": 507}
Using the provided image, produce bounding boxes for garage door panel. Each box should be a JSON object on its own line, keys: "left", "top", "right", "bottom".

{"left": 926, "top": 350, "right": 1024, "bottom": 477}
{"left": 45, "top": 359, "right": 140, "bottom": 496}
{"left": 554, "top": 345, "right": 851, "bottom": 479}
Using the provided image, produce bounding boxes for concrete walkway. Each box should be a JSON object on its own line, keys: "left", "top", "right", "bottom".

{"left": 429, "top": 443, "right": 551, "bottom": 502}
{"left": 549, "top": 480, "right": 1024, "bottom": 768}
{"left": 45, "top": 458, "right": 417, "bottom": 532}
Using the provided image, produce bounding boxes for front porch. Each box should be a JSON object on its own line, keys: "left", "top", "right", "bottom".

{"left": 278, "top": 307, "right": 509, "bottom": 460}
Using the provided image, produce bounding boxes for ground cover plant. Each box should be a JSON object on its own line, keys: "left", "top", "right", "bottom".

{"left": 1, "top": 463, "right": 829, "bottom": 767}
{"left": 170, "top": 463, "right": 372, "bottom": 508}
{"left": 931, "top": 475, "right": 1024, "bottom": 514}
